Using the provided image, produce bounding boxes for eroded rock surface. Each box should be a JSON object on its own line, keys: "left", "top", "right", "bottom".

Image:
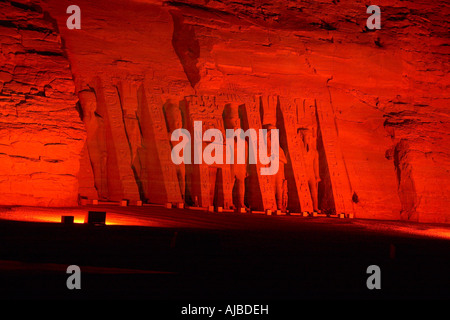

{"left": 0, "top": 1, "right": 85, "bottom": 206}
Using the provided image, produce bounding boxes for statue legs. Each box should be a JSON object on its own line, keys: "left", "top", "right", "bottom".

{"left": 234, "top": 165, "right": 247, "bottom": 209}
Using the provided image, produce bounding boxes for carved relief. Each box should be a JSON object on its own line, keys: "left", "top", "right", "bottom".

{"left": 164, "top": 99, "right": 186, "bottom": 200}
{"left": 223, "top": 101, "right": 248, "bottom": 209}
{"left": 78, "top": 89, "right": 108, "bottom": 199}
{"left": 79, "top": 85, "right": 345, "bottom": 215}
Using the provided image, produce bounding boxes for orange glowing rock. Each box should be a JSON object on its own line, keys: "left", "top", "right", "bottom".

{"left": 0, "top": 0, "right": 448, "bottom": 224}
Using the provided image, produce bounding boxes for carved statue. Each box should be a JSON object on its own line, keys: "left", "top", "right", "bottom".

{"left": 223, "top": 102, "right": 248, "bottom": 210}
{"left": 78, "top": 90, "right": 108, "bottom": 199}
{"left": 266, "top": 124, "right": 288, "bottom": 211}
{"left": 164, "top": 99, "right": 186, "bottom": 200}
{"left": 301, "top": 126, "right": 321, "bottom": 211}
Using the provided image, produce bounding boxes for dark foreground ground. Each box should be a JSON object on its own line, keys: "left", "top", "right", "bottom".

{"left": 0, "top": 205, "right": 449, "bottom": 303}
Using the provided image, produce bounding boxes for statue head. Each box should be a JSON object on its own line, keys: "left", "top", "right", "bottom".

{"left": 299, "top": 126, "right": 317, "bottom": 152}
{"left": 164, "top": 99, "right": 183, "bottom": 132}
{"left": 223, "top": 103, "right": 241, "bottom": 130}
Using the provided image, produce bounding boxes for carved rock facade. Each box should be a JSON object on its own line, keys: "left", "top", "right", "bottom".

{"left": 0, "top": 0, "right": 448, "bottom": 223}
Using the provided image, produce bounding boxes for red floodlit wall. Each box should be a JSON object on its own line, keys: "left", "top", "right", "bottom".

{"left": 0, "top": 0, "right": 448, "bottom": 223}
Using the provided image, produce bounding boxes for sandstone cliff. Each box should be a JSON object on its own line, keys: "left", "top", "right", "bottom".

{"left": 0, "top": 0, "right": 448, "bottom": 223}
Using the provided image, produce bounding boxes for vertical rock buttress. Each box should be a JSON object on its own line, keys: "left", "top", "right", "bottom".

{"left": 0, "top": 1, "right": 85, "bottom": 206}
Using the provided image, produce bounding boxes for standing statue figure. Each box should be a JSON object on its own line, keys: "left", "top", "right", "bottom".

{"left": 78, "top": 90, "right": 108, "bottom": 199}
{"left": 164, "top": 99, "right": 186, "bottom": 200}
{"left": 223, "top": 103, "right": 248, "bottom": 210}
{"left": 266, "top": 124, "right": 288, "bottom": 211}
{"left": 301, "top": 127, "right": 321, "bottom": 212}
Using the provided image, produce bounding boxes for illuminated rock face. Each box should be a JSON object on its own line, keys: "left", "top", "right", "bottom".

{"left": 0, "top": 0, "right": 448, "bottom": 223}
{"left": 0, "top": 1, "right": 85, "bottom": 206}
